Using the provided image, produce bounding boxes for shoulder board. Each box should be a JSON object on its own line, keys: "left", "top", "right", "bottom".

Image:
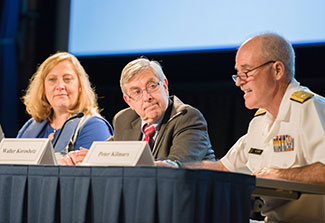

{"left": 290, "top": 91, "right": 314, "bottom": 103}
{"left": 254, "top": 108, "right": 267, "bottom": 117}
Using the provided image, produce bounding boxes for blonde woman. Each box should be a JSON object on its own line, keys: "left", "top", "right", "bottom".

{"left": 17, "top": 52, "right": 113, "bottom": 161}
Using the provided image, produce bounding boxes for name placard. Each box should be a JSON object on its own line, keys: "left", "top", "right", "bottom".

{"left": 0, "top": 138, "right": 57, "bottom": 165}
{"left": 0, "top": 125, "right": 4, "bottom": 142}
{"left": 80, "top": 141, "right": 155, "bottom": 166}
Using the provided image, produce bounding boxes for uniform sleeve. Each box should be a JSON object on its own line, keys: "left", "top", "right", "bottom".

{"left": 221, "top": 134, "right": 251, "bottom": 174}
{"left": 300, "top": 98, "right": 325, "bottom": 164}
{"left": 73, "top": 117, "right": 113, "bottom": 150}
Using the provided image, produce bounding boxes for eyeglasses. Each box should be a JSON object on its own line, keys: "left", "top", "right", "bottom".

{"left": 232, "top": 60, "right": 275, "bottom": 82}
{"left": 127, "top": 81, "right": 162, "bottom": 101}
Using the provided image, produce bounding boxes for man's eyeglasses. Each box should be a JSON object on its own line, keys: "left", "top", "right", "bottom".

{"left": 232, "top": 60, "right": 275, "bottom": 82}
{"left": 127, "top": 81, "right": 162, "bottom": 101}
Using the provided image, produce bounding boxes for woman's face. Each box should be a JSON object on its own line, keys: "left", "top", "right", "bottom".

{"left": 44, "top": 60, "right": 80, "bottom": 114}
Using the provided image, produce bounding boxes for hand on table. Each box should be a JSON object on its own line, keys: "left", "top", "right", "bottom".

{"left": 60, "top": 147, "right": 89, "bottom": 166}
{"left": 155, "top": 160, "right": 180, "bottom": 168}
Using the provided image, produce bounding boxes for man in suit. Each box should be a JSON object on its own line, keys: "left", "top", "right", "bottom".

{"left": 60, "top": 57, "right": 215, "bottom": 166}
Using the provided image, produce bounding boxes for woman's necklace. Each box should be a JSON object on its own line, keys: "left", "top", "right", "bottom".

{"left": 48, "top": 116, "right": 68, "bottom": 141}
{"left": 48, "top": 127, "right": 59, "bottom": 141}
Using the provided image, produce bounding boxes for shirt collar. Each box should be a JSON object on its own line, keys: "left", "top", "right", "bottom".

{"left": 275, "top": 78, "right": 302, "bottom": 121}
{"left": 141, "top": 110, "right": 165, "bottom": 133}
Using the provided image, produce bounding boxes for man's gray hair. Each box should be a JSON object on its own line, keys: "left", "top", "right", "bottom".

{"left": 258, "top": 33, "right": 295, "bottom": 78}
{"left": 120, "top": 57, "right": 167, "bottom": 95}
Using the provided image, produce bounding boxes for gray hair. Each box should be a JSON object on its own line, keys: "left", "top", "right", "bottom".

{"left": 258, "top": 33, "right": 295, "bottom": 78}
{"left": 120, "top": 57, "right": 167, "bottom": 95}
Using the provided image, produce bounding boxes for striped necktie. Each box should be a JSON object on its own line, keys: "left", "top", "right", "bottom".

{"left": 143, "top": 124, "right": 156, "bottom": 149}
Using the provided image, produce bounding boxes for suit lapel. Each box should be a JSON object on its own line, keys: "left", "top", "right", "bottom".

{"left": 128, "top": 117, "right": 142, "bottom": 140}
{"left": 152, "top": 98, "right": 174, "bottom": 157}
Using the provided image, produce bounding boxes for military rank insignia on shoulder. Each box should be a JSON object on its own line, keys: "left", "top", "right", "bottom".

{"left": 290, "top": 91, "right": 314, "bottom": 103}
{"left": 254, "top": 108, "right": 267, "bottom": 117}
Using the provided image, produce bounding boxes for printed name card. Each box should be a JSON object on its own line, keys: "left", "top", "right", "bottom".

{"left": 0, "top": 138, "right": 57, "bottom": 165}
{"left": 80, "top": 141, "right": 155, "bottom": 166}
{"left": 0, "top": 125, "right": 4, "bottom": 142}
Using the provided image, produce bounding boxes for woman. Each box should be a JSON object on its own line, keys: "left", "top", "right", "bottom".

{"left": 17, "top": 52, "right": 113, "bottom": 162}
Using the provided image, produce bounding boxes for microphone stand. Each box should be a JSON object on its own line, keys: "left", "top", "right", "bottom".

{"left": 52, "top": 112, "right": 84, "bottom": 149}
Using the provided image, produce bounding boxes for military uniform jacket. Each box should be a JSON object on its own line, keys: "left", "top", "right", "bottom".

{"left": 221, "top": 79, "right": 325, "bottom": 222}
{"left": 109, "top": 95, "right": 215, "bottom": 162}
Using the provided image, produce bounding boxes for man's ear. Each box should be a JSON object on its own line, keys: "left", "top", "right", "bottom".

{"left": 274, "top": 61, "right": 285, "bottom": 80}
{"left": 163, "top": 78, "right": 169, "bottom": 93}
{"left": 123, "top": 95, "right": 134, "bottom": 110}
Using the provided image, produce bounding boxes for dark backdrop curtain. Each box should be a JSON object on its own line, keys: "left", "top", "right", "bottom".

{"left": 0, "top": 0, "right": 20, "bottom": 137}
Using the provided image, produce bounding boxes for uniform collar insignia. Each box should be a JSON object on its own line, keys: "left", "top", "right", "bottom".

{"left": 254, "top": 108, "right": 267, "bottom": 117}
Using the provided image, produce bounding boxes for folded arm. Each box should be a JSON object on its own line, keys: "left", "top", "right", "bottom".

{"left": 253, "top": 162, "right": 325, "bottom": 185}
{"left": 183, "top": 160, "right": 229, "bottom": 171}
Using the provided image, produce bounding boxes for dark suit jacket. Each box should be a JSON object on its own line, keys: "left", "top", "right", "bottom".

{"left": 110, "top": 95, "right": 215, "bottom": 162}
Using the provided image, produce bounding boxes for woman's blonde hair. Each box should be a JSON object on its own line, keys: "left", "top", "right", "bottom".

{"left": 22, "top": 52, "right": 99, "bottom": 122}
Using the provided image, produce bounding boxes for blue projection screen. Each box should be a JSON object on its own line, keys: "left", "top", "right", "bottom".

{"left": 67, "top": 0, "right": 325, "bottom": 57}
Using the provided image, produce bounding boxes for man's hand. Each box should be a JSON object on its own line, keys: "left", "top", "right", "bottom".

{"left": 60, "top": 147, "right": 89, "bottom": 165}
{"left": 155, "top": 160, "right": 179, "bottom": 168}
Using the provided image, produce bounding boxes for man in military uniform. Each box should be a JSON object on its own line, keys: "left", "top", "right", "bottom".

{"left": 172, "top": 33, "right": 325, "bottom": 222}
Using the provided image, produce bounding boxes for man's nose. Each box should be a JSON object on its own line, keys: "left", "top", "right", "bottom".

{"left": 142, "top": 89, "right": 152, "bottom": 101}
{"left": 235, "top": 77, "right": 245, "bottom": 87}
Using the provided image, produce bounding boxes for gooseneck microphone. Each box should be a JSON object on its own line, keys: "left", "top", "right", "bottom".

{"left": 151, "top": 109, "right": 187, "bottom": 154}
{"left": 52, "top": 112, "right": 84, "bottom": 148}
{"left": 168, "top": 109, "right": 187, "bottom": 123}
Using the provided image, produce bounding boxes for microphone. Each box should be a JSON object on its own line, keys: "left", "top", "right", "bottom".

{"left": 178, "top": 109, "right": 187, "bottom": 115}
{"left": 52, "top": 112, "right": 84, "bottom": 148}
{"left": 152, "top": 109, "right": 187, "bottom": 154}
{"left": 168, "top": 109, "right": 187, "bottom": 123}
